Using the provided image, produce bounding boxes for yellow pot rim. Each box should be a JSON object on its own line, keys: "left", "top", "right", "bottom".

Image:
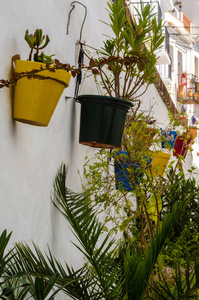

{"left": 153, "top": 152, "right": 171, "bottom": 159}
{"left": 15, "top": 60, "right": 71, "bottom": 87}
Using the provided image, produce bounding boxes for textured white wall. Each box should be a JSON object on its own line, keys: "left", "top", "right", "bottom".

{"left": 0, "top": 0, "right": 108, "bottom": 269}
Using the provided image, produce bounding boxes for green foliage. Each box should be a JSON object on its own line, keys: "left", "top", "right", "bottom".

{"left": 80, "top": 102, "right": 199, "bottom": 297}
{"left": 1, "top": 162, "right": 199, "bottom": 299}
{"left": 25, "top": 29, "right": 54, "bottom": 63}
{"left": 34, "top": 52, "right": 55, "bottom": 64}
{"left": 0, "top": 230, "right": 63, "bottom": 299}
{"left": 149, "top": 258, "right": 199, "bottom": 299}
{"left": 86, "top": 0, "right": 165, "bottom": 100}
{"left": 0, "top": 230, "right": 16, "bottom": 299}
{"left": 160, "top": 170, "right": 199, "bottom": 265}
{"left": 0, "top": 230, "right": 13, "bottom": 276}
{"left": 82, "top": 112, "right": 165, "bottom": 241}
{"left": 161, "top": 170, "right": 199, "bottom": 234}
{"left": 5, "top": 164, "right": 188, "bottom": 300}
{"left": 22, "top": 275, "right": 60, "bottom": 300}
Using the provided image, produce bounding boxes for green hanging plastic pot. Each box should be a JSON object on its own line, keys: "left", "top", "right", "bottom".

{"left": 77, "top": 95, "right": 133, "bottom": 148}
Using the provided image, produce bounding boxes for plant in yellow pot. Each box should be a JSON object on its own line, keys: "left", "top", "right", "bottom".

{"left": 13, "top": 29, "right": 71, "bottom": 126}
{"left": 150, "top": 151, "right": 171, "bottom": 177}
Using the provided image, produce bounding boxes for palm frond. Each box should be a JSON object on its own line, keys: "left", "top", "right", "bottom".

{"left": 122, "top": 202, "right": 178, "bottom": 299}
{"left": 4, "top": 164, "right": 193, "bottom": 300}
{"left": 5, "top": 165, "right": 124, "bottom": 299}
{"left": 7, "top": 242, "right": 92, "bottom": 300}
{"left": 52, "top": 164, "right": 124, "bottom": 299}
{"left": 150, "top": 257, "right": 199, "bottom": 299}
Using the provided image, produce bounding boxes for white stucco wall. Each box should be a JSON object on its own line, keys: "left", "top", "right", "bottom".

{"left": 0, "top": 0, "right": 109, "bottom": 268}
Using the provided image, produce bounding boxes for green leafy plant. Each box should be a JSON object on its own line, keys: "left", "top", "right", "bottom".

{"left": 0, "top": 28, "right": 79, "bottom": 89}
{"left": 0, "top": 230, "right": 16, "bottom": 299}
{"left": 0, "top": 230, "right": 63, "bottom": 299}
{"left": 0, "top": 0, "right": 164, "bottom": 96}
{"left": 149, "top": 258, "right": 199, "bottom": 299}
{"left": 85, "top": 0, "right": 164, "bottom": 103}
{"left": 25, "top": 29, "right": 53, "bottom": 63}
{"left": 160, "top": 170, "right": 199, "bottom": 266}
{"left": 4, "top": 164, "right": 189, "bottom": 300}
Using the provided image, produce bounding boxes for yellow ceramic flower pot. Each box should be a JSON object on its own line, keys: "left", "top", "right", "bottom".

{"left": 151, "top": 152, "right": 171, "bottom": 176}
{"left": 13, "top": 60, "right": 71, "bottom": 126}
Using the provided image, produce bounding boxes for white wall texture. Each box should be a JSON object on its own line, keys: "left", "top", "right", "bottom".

{"left": 0, "top": 0, "right": 109, "bottom": 266}
{"left": 0, "top": 0, "right": 196, "bottom": 298}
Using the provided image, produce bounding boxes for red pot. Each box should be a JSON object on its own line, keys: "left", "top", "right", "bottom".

{"left": 173, "top": 136, "right": 192, "bottom": 157}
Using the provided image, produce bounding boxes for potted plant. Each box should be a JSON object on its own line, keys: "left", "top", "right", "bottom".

{"left": 113, "top": 113, "right": 170, "bottom": 190}
{"left": 188, "top": 115, "right": 198, "bottom": 140}
{"left": 150, "top": 151, "right": 171, "bottom": 176}
{"left": 173, "top": 114, "right": 197, "bottom": 158}
{"left": 13, "top": 29, "right": 71, "bottom": 126}
{"left": 161, "top": 129, "right": 177, "bottom": 149}
{"left": 77, "top": 0, "right": 164, "bottom": 148}
{"left": 178, "top": 105, "right": 187, "bottom": 126}
{"left": 173, "top": 135, "right": 192, "bottom": 157}
{"left": 114, "top": 151, "right": 152, "bottom": 191}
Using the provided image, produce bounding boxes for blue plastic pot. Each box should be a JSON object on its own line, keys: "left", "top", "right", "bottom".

{"left": 114, "top": 151, "right": 152, "bottom": 191}
{"left": 161, "top": 130, "right": 177, "bottom": 149}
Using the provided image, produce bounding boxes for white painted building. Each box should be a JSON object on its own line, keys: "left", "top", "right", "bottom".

{"left": 0, "top": 1, "right": 198, "bottom": 298}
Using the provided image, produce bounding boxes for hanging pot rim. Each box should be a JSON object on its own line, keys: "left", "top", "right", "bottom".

{"left": 77, "top": 94, "right": 133, "bottom": 111}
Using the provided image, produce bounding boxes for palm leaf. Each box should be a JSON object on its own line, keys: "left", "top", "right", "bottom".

{"left": 6, "top": 165, "right": 123, "bottom": 299}
{"left": 122, "top": 202, "right": 178, "bottom": 299}
{"left": 7, "top": 242, "right": 92, "bottom": 300}
{"left": 150, "top": 258, "right": 199, "bottom": 299}
{"left": 5, "top": 164, "right": 192, "bottom": 299}
{"left": 52, "top": 164, "right": 124, "bottom": 299}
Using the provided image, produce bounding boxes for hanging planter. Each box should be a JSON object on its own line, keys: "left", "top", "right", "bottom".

{"left": 77, "top": 95, "right": 133, "bottom": 148}
{"left": 178, "top": 115, "right": 187, "bottom": 126}
{"left": 11, "top": 29, "right": 72, "bottom": 126}
{"left": 74, "top": 0, "right": 164, "bottom": 148}
{"left": 13, "top": 60, "right": 71, "bottom": 126}
{"left": 188, "top": 127, "right": 197, "bottom": 139}
{"left": 188, "top": 115, "right": 198, "bottom": 140}
{"left": 114, "top": 151, "right": 152, "bottom": 191}
{"left": 161, "top": 130, "right": 177, "bottom": 149}
{"left": 173, "top": 136, "right": 192, "bottom": 157}
{"left": 151, "top": 152, "right": 171, "bottom": 176}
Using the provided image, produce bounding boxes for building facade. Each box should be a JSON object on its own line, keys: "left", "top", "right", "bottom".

{"left": 0, "top": 2, "right": 198, "bottom": 299}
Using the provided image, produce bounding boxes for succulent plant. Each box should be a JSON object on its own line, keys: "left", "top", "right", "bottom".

{"left": 25, "top": 29, "right": 53, "bottom": 63}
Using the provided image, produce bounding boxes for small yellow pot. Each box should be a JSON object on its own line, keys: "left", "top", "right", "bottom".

{"left": 151, "top": 152, "right": 171, "bottom": 176}
{"left": 13, "top": 60, "right": 71, "bottom": 126}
